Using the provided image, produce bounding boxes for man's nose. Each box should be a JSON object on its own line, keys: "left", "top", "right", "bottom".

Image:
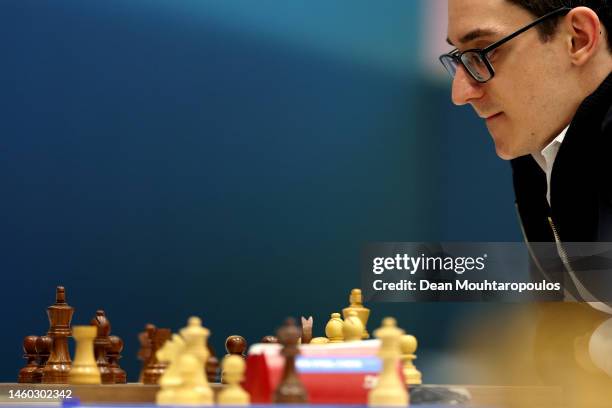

{"left": 451, "top": 65, "right": 484, "bottom": 106}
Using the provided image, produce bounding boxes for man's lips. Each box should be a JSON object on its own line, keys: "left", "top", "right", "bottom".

{"left": 484, "top": 112, "right": 503, "bottom": 120}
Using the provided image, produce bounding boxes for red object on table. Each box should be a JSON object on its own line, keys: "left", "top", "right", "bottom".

{"left": 244, "top": 340, "right": 405, "bottom": 404}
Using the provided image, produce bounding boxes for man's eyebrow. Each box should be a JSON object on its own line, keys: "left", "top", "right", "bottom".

{"left": 446, "top": 28, "right": 500, "bottom": 46}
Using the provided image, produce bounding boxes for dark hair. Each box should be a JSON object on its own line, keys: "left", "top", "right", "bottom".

{"left": 506, "top": 0, "right": 612, "bottom": 51}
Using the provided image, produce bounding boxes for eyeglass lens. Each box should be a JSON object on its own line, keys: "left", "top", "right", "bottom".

{"left": 461, "top": 52, "right": 490, "bottom": 82}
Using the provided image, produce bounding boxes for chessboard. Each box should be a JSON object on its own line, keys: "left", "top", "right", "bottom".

{"left": 0, "top": 383, "right": 563, "bottom": 407}
{"left": 9, "top": 286, "right": 567, "bottom": 408}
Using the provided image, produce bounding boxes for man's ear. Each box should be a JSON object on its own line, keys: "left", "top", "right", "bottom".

{"left": 564, "top": 6, "right": 602, "bottom": 66}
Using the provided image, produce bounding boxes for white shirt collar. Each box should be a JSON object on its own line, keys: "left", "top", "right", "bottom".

{"left": 531, "top": 126, "right": 569, "bottom": 206}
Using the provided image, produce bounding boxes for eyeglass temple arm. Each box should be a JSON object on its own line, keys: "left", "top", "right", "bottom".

{"left": 483, "top": 7, "right": 571, "bottom": 53}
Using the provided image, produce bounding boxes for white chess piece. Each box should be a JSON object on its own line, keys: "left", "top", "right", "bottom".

{"left": 218, "top": 355, "right": 250, "bottom": 405}
{"left": 179, "top": 317, "right": 213, "bottom": 405}
{"left": 343, "top": 310, "right": 364, "bottom": 342}
{"left": 368, "top": 317, "right": 409, "bottom": 407}
{"left": 174, "top": 353, "right": 205, "bottom": 405}
{"left": 400, "top": 334, "right": 422, "bottom": 385}
{"left": 156, "top": 334, "right": 185, "bottom": 405}
{"left": 69, "top": 325, "right": 101, "bottom": 384}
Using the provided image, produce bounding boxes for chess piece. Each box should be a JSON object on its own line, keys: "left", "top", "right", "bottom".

{"left": 218, "top": 355, "right": 250, "bottom": 405}
{"left": 342, "top": 288, "right": 370, "bottom": 339}
{"left": 343, "top": 310, "right": 364, "bottom": 342}
{"left": 273, "top": 318, "right": 308, "bottom": 403}
{"left": 42, "top": 286, "right": 74, "bottom": 383}
{"left": 301, "top": 316, "right": 313, "bottom": 344}
{"left": 310, "top": 337, "right": 330, "bottom": 344}
{"left": 222, "top": 335, "right": 247, "bottom": 383}
{"left": 325, "top": 313, "right": 344, "bottom": 343}
{"left": 225, "top": 335, "right": 247, "bottom": 358}
{"left": 35, "top": 336, "right": 52, "bottom": 382}
{"left": 368, "top": 318, "right": 408, "bottom": 407}
{"left": 156, "top": 333, "right": 186, "bottom": 405}
{"left": 143, "top": 327, "right": 172, "bottom": 384}
{"left": 91, "top": 310, "right": 113, "bottom": 384}
{"left": 206, "top": 344, "right": 219, "bottom": 383}
{"left": 108, "top": 335, "right": 127, "bottom": 383}
{"left": 138, "top": 323, "right": 156, "bottom": 382}
{"left": 174, "top": 353, "right": 204, "bottom": 405}
{"left": 260, "top": 335, "right": 278, "bottom": 344}
{"left": 18, "top": 336, "right": 40, "bottom": 383}
{"left": 69, "top": 325, "right": 101, "bottom": 384}
{"left": 179, "top": 316, "right": 213, "bottom": 404}
{"left": 400, "top": 334, "right": 422, "bottom": 385}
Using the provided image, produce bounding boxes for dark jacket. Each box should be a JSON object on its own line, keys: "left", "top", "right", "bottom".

{"left": 509, "top": 75, "right": 612, "bottom": 386}
{"left": 511, "top": 71, "right": 612, "bottom": 244}
{"left": 511, "top": 72, "right": 612, "bottom": 303}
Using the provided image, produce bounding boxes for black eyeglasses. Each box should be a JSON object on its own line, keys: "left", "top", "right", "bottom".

{"left": 439, "top": 7, "right": 572, "bottom": 83}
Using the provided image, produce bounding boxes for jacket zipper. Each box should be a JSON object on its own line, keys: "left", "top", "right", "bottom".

{"left": 547, "top": 216, "right": 571, "bottom": 269}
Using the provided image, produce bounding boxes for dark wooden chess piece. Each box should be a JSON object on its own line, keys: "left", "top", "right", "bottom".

{"left": 221, "top": 335, "right": 247, "bottom": 383}
{"left": 137, "top": 323, "right": 156, "bottom": 383}
{"left": 260, "top": 335, "right": 278, "bottom": 344}
{"left": 91, "top": 310, "right": 114, "bottom": 384}
{"left": 225, "top": 335, "right": 247, "bottom": 358}
{"left": 143, "top": 327, "right": 171, "bottom": 384}
{"left": 18, "top": 336, "right": 40, "bottom": 383}
{"left": 206, "top": 343, "right": 219, "bottom": 383}
{"left": 273, "top": 318, "right": 308, "bottom": 403}
{"left": 42, "top": 286, "right": 73, "bottom": 383}
{"left": 108, "top": 335, "right": 127, "bottom": 384}
{"left": 301, "top": 316, "right": 313, "bottom": 344}
{"left": 35, "top": 335, "right": 52, "bottom": 382}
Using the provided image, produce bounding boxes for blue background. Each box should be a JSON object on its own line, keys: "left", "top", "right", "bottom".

{"left": 1, "top": 0, "right": 520, "bottom": 382}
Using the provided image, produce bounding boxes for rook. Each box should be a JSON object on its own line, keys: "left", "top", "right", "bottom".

{"left": 69, "top": 325, "right": 101, "bottom": 384}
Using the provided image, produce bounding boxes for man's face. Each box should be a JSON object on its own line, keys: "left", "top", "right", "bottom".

{"left": 447, "top": 0, "right": 572, "bottom": 159}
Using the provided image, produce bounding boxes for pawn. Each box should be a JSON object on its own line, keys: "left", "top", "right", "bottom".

{"left": 310, "top": 337, "right": 330, "bottom": 345}
{"left": 225, "top": 335, "right": 247, "bottom": 358}
{"left": 108, "top": 335, "right": 127, "bottom": 383}
{"left": 260, "top": 336, "right": 278, "bottom": 344}
{"left": 217, "top": 355, "right": 250, "bottom": 405}
{"left": 273, "top": 318, "right": 308, "bottom": 403}
{"left": 325, "top": 313, "right": 344, "bottom": 343}
{"left": 400, "top": 334, "right": 422, "bottom": 385}
{"left": 156, "top": 334, "right": 186, "bottom": 405}
{"left": 91, "top": 310, "right": 113, "bottom": 384}
{"left": 35, "top": 336, "right": 52, "bottom": 382}
{"left": 206, "top": 344, "right": 219, "bottom": 383}
{"left": 222, "top": 335, "right": 247, "bottom": 383}
{"left": 368, "top": 318, "right": 408, "bottom": 407}
{"left": 18, "top": 336, "right": 41, "bottom": 383}
{"left": 343, "top": 311, "right": 364, "bottom": 342}
{"left": 69, "top": 325, "right": 101, "bottom": 384}
{"left": 301, "top": 316, "right": 313, "bottom": 344}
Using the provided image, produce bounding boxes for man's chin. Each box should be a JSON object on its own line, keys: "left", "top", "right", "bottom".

{"left": 493, "top": 142, "right": 522, "bottom": 160}
{"left": 490, "top": 129, "right": 525, "bottom": 160}
{"left": 495, "top": 148, "right": 519, "bottom": 160}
